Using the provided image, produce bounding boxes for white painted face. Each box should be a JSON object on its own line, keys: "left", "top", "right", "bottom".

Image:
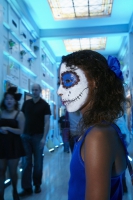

{"left": 57, "top": 63, "right": 89, "bottom": 112}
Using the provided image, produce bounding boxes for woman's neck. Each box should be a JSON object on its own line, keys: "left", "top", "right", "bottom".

{"left": 6, "top": 108, "right": 15, "bottom": 113}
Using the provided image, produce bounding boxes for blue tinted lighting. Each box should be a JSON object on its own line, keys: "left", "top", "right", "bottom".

{"left": 41, "top": 63, "right": 54, "bottom": 77}
{"left": 41, "top": 80, "right": 54, "bottom": 90}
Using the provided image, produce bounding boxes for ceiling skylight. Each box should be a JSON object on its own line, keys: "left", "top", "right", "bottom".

{"left": 64, "top": 38, "right": 107, "bottom": 52}
{"left": 48, "top": 0, "right": 113, "bottom": 19}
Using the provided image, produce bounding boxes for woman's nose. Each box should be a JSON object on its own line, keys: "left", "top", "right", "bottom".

{"left": 57, "top": 85, "right": 62, "bottom": 96}
{"left": 57, "top": 90, "right": 63, "bottom": 96}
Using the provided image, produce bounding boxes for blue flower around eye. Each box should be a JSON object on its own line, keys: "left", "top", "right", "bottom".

{"left": 107, "top": 55, "right": 124, "bottom": 81}
{"left": 61, "top": 71, "right": 80, "bottom": 89}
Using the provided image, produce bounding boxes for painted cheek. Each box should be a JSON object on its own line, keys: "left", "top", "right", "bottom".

{"left": 67, "top": 90, "right": 71, "bottom": 97}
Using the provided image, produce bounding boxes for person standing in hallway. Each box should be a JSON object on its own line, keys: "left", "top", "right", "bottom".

{"left": 58, "top": 109, "right": 70, "bottom": 153}
{"left": 0, "top": 87, "right": 25, "bottom": 200}
{"left": 19, "top": 83, "right": 51, "bottom": 197}
{"left": 58, "top": 50, "right": 129, "bottom": 200}
{"left": 115, "top": 116, "right": 130, "bottom": 193}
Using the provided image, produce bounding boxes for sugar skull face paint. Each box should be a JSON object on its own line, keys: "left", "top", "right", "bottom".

{"left": 57, "top": 63, "right": 89, "bottom": 112}
{"left": 61, "top": 71, "right": 80, "bottom": 89}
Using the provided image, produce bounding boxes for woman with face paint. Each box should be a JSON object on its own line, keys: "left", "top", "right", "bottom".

{"left": 0, "top": 87, "right": 25, "bottom": 200}
{"left": 58, "top": 50, "right": 129, "bottom": 200}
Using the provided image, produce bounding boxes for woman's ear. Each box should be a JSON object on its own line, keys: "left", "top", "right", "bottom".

{"left": 92, "top": 80, "right": 97, "bottom": 89}
{"left": 89, "top": 80, "right": 97, "bottom": 90}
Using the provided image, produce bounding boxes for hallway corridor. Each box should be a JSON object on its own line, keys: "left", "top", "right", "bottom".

{"left": 4, "top": 146, "right": 133, "bottom": 200}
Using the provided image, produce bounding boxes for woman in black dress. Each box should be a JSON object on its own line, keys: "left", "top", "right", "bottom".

{"left": 0, "top": 87, "right": 25, "bottom": 200}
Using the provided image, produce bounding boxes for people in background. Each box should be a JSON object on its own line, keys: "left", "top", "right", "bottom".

{"left": 0, "top": 87, "right": 25, "bottom": 200}
{"left": 58, "top": 50, "right": 128, "bottom": 200}
{"left": 19, "top": 83, "right": 51, "bottom": 197}
{"left": 59, "top": 110, "right": 70, "bottom": 153}
{"left": 115, "top": 115, "right": 130, "bottom": 142}
{"left": 115, "top": 116, "right": 130, "bottom": 193}
{"left": 69, "top": 111, "right": 81, "bottom": 153}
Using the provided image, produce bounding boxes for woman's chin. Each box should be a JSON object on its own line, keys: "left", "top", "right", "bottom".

{"left": 66, "top": 103, "right": 80, "bottom": 113}
{"left": 7, "top": 106, "right": 13, "bottom": 110}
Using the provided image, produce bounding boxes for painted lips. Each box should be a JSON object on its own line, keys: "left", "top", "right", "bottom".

{"left": 62, "top": 99, "right": 75, "bottom": 106}
{"left": 62, "top": 100, "right": 70, "bottom": 105}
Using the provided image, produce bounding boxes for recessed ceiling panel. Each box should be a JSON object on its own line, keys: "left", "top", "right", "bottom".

{"left": 21, "top": 0, "right": 133, "bottom": 61}
{"left": 64, "top": 38, "right": 107, "bottom": 52}
{"left": 46, "top": 36, "right": 123, "bottom": 58}
{"left": 48, "top": 0, "right": 113, "bottom": 19}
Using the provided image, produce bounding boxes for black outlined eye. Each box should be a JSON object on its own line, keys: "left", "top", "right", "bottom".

{"left": 61, "top": 71, "right": 80, "bottom": 89}
{"left": 66, "top": 79, "right": 72, "bottom": 83}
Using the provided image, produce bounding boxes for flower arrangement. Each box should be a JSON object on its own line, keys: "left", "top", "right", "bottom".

{"left": 33, "top": 45, "right": 39, "bottom": 52}
{"left": 9, "top": 63, "right": 14, "bottom": 69}
{"left": 21, "top": 33, "right": 26, "bottom": 39}
{"left": 29, "top": 39, "right": 36, "bottom": 47}
{"left": 27, "top": 57, "right": 34, "bottom": 66}
{"left": 8, "top": 39, "right": 16, "bottom": 49}
{"left": 42, "top": 54, "right": 46, "bottom": 62}
{"left": 20, "top": 50, "right": 26, "bottom": 59}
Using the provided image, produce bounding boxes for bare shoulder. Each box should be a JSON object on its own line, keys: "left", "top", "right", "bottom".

{"left": 86, "top": 125, "right": 117, "bottom": 143}
{"left": 17, "top": 111, "right": 24, "bottom": 119}
{"left": 82, "top": 125, "right": 118, "bottom": 159}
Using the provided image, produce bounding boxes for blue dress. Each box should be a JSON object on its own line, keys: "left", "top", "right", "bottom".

{"left": 68, "top": 124, "right": 128, "bottom": 200}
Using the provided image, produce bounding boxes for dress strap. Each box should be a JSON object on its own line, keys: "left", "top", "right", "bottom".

{"left": 110, "top": 123, "right": 133, "bottom": 185}
{"left": 81, "top": 126, "right": 94, "bottom": 141}
{"left": 84, "top": 123, "right": 128, "bottom": 154}
{"left": 14, "top": 111, "right": 20, "bottom": 120}
{"left": 110, "top": 123, "right": 128, "bottom": 154}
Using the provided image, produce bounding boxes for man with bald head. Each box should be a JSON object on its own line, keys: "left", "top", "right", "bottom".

{"left": 19, "top": 83, "right": 51, "bottom": 196}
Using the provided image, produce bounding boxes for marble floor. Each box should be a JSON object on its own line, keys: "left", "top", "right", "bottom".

{"left": 4, "top": 146, "right": 133, "bottom": 200}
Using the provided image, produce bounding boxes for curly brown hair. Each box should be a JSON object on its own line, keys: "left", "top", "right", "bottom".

{"left": 61, "top": 50, "right": 126, "bottom": 132}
